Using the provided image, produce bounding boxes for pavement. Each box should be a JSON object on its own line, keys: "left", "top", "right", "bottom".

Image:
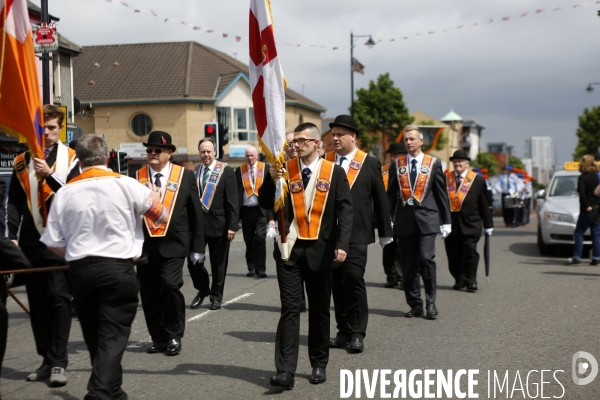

{"left": 2, "top": 216, "right": 600, "bottom": 399}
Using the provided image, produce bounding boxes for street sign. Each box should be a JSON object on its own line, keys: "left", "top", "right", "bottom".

{"left": 120, "top": 143, "right": 147, "bottom": 160}
{"left": 32, "top": 23, "right": 58, "bottom": 53}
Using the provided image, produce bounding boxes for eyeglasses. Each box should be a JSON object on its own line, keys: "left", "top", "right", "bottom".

{"left": 146, "top": 148, "right": 164, "bottom": 154}
{"left": 288, "top": 138, "right": 316, "bottom": 147}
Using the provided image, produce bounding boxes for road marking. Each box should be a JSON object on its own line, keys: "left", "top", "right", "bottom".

{"left": 187, "top": 293, "right": 254, "bottom": 322}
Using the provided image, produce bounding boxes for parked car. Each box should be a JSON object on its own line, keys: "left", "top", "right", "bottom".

{"left": 536, "top": 170, "right": 588, "bottom": 256}
{"left": 0, "top": 167, "right": 15, "bottom": 288}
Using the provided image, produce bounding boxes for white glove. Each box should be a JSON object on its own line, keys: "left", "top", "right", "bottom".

{"left": 440, "top": 224, "right": 452, "bottom": 239}
{"left": 266, "top": 224, "right": 279, "bottom": 238}
{"left": 189, "top": 253, "right": 205, "bottom": 264}
{"left": 485, "top": 228, "right": 493, "bottom": 236}
{"left": 379, "top": 237, "right": 393, "bottom": 248}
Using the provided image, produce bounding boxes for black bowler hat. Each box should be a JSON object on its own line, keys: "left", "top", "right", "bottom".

{"left": 449, "top": 149, "right": 470, "bottom": 161}
{"left": 143, "top": 131, "right": 176, "bottom": 152}
{"left": 387, "top": 142, "right": 407, "bottom": 154}
{"left": 329, "top": 115, "right": 359, "bottom": 134}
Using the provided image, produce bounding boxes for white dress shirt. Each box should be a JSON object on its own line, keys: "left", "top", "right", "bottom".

{"left": 149, "top": 163, "right": 171, "bottom": 194}
{"left": 242, "top": 162, "right": 260, "bottom": 207}
{"left": 335, "top": 147, "right": 359, "bottom": 173}
{"left": 300, "top": 156, "right": 320, "bottom": 175}
{"left": 40, "top": 167, "right": 153, "bottom": 262}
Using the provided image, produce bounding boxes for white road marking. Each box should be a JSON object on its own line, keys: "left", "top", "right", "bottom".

{"left": 186, "top": 293, "right": 254, "bottom": 322}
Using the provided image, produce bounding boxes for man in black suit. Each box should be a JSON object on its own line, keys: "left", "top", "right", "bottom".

{"left": 6, "top": 104, "right": 79, "bottom": 385}
{"left": 260, "top": 122, "right": 353, "bottom": 389}
{"left": 326, "top": 115, "right": 392, "bottom": 353}
{"left": 137, "top": 131, "right": 205, "bottom": 356}
{"left": 444, "top": 150, "right": 493, "bottom": 292}
{"left": 189, "top": 138, "right": 239, "bottom": 311}
{"left": 235, "top": 145, "right": 268, "bottom": 278}
{"left": 388, "top": 125, "right": 451, "bottom": 320}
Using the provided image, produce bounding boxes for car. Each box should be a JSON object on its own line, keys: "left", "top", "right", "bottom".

{"left": 0, "top": 167, "right": 15, "bottom": 288}
{"left": 536, "top": 170, "right": 587, "bottom": 256}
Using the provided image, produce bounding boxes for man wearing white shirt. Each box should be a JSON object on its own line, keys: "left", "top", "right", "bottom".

{"left": 495, "top": 166, "right": 520, "bottom": 227}
{"left": 41, "top": 134, "right": 170, "bottom": 399}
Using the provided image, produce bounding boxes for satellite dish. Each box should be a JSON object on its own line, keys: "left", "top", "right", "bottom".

{"left": 74, "top": 98, "right": 81, "bottom": 114}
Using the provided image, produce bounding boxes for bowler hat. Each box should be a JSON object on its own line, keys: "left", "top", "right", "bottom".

{"left": 143, "top": 131, "right": 176, "bottom": 152}
{"left": 387, "top": 142, "right": 407, "bottom": 154}
{"left": 449, "top": 150, "right": 470, "bottom": 162}
{"left": 329, "top": 115, "right": 359, "bottom": 134}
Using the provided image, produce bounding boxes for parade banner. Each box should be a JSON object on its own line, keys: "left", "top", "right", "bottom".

{"left": 249, "top": 0, "right": 286, "bottom": 211}
{"left": 0, "top": 0, "right": 44, "bottom": 158}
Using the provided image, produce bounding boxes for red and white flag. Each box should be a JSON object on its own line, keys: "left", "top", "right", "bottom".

{"left": 249, "top": 0, "right": 286, "bottom": 210}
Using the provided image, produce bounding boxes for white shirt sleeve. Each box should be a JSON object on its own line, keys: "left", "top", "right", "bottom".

{"left": 40, "top": 192, "right": 66, "bottom": 248}
{"left": 124, "top": 177, "right": 153, "bottom": 215}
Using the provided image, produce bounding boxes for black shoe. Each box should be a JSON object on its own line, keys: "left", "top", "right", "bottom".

{"left": 426, "top": 304, "right": 438, "bottom": 320}
{"left": 453, "top": 281, "right": 466, "bottom": 290}
{"left": 246, "top": 270, "right": 256, "bottom": 277}
{"left": 209, "top": 301, "right": 222, "bottom": 310}
{"left": 270, "top": 371, "right": 294, "bottom": 389}
{"left": 405, "top": 306, "right": 423, "bottom": 318}
{"left": 164, "top": 339, "right": 182, "bottom": 356}
{"left": 329, "top": 334, "right": 349, "bottom": 348}
{"left": 466, "top": 283, "right": 478, "bottom": 292}
{"left": 349, "top": 337, "right": 364, "bottom": 353}
{"left": 384, "top": 281, "right": 398, "bottom": 288}
{"left": 147, "top": 341, "right": 168, "bottom": 354}
{"left": 591, "top": 260, "right": 599, "bottom": 266}
{"left": 258, "top": 272, "right": 268, "bottom": 278}
{"left": 310, "top": 368, "right": 326, "bottom": 384}
{"left": 398, "top": 279, "right": 404, "bottom": 290}
{"left": 190, "top": 292, "right": 205, "bottom": 309}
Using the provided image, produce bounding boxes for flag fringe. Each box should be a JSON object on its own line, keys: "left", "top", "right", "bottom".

{"left": 258, "top": 135, "right": 287, "bottom": 212}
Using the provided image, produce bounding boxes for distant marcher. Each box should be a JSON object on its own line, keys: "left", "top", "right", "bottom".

{"left": 495, "top": 166, "right": 522, "bottom": 227}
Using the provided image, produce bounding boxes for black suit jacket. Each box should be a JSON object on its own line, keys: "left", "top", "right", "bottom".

{"left": 0, "top": 180, "right": 31, "bottom": 270}
{"left": 258, "top": 161, "right": 353, "bottom": 271}
{"left": 448, "top": 173, "right": 494, "bottom": 236}
{"left": 196, "top": 164, "right": 239, "bottom": 237}
{"left": 342, "top": 154, "right": 393, "bottom": 244}
{"left": 388, "top": 156, "right": 451, "bottom": 236}
{"left": 235, "top": 163, "right": 270, "bottom": 217}
{"left": 143, "top": 168, "right": 205, "bottom": 258}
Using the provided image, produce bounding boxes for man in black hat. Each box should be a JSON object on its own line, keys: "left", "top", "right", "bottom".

{"left": 326, "top": 115, "right": 393, "bottom": 353}
{"left": 381, "top": 142, "right": 407, "bottom": 289}
{"left": 444, "top": 150, "right": 493, "bottom": 292}
{"left": 136, "top": 131, "right": 205, "bottom": 356}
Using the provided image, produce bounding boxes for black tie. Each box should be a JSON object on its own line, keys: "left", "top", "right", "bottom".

{"left": 410, "top": 159, "right": 417, "bottom": 188}
{"left": 338, "top": 156, "right": 347, "bottom": 168}
{"left": 302, "top": 168, "right": 312, "bottom": 188}
{"left": 154, "top": 173, "right": 162, "bottom": 188}
{"left": 456, "top": 175, "right": 462, "bottom": 192}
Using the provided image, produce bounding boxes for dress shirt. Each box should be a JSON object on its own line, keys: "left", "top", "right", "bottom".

{"left": 242, "top": 162, "right": 259, "bottom": 207}
{"left": 150, "top": 163, "right": 171, "bottom": 193}
{"left": 335, "top": 147, "right": 358, "bottom": 173}
{"left": 40, "top": 166, "right": 153, "bottom": 262}
{"left": 406, "top": 152, "right": 425, "bottom": 188}
{"left": 300, "top": 156, "right": 320, "bottom": 176}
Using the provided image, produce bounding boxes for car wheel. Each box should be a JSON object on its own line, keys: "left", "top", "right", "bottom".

{"left": 4, "top": 273, "right": 14, "bottom": 289}
{"left": 537, "top": 226, "right": 554, "bottom": 256}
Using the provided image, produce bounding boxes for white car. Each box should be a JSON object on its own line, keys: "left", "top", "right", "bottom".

{"left": 537, "top": 170, "right": 588, "bottom": 255}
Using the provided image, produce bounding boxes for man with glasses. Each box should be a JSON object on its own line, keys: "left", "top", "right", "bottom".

{"left": 136, "top": 131, "right": 205, "bottom": 356}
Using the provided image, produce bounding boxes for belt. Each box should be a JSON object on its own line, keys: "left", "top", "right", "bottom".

{"left": 71, "top": 256, "right": 133, "bottom": 264}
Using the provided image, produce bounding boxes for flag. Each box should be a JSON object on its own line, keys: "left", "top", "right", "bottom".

{"left": 249, "top": 0, "right": 287, "bottom": 211}
{"left": 0, "top": 0, "right": 44, "bottom": 158}
{"left": 351, "top": 57, "right": 364, "bottom": 74}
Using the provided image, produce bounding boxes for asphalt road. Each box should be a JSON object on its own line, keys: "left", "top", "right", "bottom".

{"left": 2, "top": 216, "right": 600, "bottom": 399}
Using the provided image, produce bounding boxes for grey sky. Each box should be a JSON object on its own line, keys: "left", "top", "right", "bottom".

{"left": 43, "top": 0, "right": 600, "bottom": 165}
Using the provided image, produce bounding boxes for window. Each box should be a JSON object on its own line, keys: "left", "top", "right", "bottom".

{"left": 130, "top": 113, "right": 153, "bottom": 137}
{"left": 216, "top": 107, "right": 258, "bottom": 143}
{"left": 217, "top": 107, "right": 231, "bottom": 140}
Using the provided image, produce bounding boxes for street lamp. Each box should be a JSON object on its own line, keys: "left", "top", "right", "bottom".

{"left": 350, "top": 32, "right": 376, "bottom": 116}
{"left": 586, "top": 82, "right": 600, "bottom": 93}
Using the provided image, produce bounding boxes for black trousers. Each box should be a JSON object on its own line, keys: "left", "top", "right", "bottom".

{"left": 501, "top": 194, "right": 517, "bottom": 226}
{"left": 331, "top": 244, "right": 368, "bottom": 339}
{"left": 70, "top": 257, "right": 138, "bottom": 400}
{"left": 241, "top": 206, "right": 267, "bottom": 274}
{"left": 138, "top": 247, "right": 186, "bottom": 342}
{"left": 188, "top": 234, "right": 230, "bottom": 303}
{"left": 275, "top": 250, "right": 332, "bottom": 375}
{"left": 382, "top": 236, "right": 401, "bottom": 283}
{"left": 273, "top": 243, "right": 306, "bottom": 310}
{"left": 444, "top": 231, "right": 481, "bottom": 286}
{"left": 397, "top": 230, "right": 437, "bottom": 308}
{"left": 22, "top": 246, "right": 71, "bottom": 369}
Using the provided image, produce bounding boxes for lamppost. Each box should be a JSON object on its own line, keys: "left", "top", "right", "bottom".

{"left": 41, "top": 0, "right": 50, "bottom": 104}
{"left": 585, "top": 82, "right": 600, "bottom": 93}
{"left": 350, "top": 32, "right": 376, "bottom": 116}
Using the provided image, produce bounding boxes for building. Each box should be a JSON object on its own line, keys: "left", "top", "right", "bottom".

{"left": 525, "top": 136, "right": 554, "bottom": 184}
{"left": 487, "top": 142, "right": 515, "bottom": 169}
{"left": 72, "top": 41, "right": 326, "bottom": 169}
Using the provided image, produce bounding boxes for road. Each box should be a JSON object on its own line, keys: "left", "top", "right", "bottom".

{"left": 2, "top": 216, "right": 600, "bottom": 399}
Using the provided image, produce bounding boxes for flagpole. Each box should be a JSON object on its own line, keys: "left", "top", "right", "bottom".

{"left": 350, "top": 32, "right": 354, "bottom": 117}
{"left": 41, "top": 0, "right": 50, "bottom": 104}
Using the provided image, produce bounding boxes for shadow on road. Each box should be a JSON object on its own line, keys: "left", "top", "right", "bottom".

{"left": 223, "top": 331, "right": 307, "bottom": 347}
{"left": 508, "top": 242, "right": 539, "bottom": 257}
{"left": 48, "top": 390, "right": 80, "bottom": 400}
{"left": 224, "top": 303, "right": 281, "bottom": 313}
{"left": 542, "top": 271, "right": 600, "bottom": 277}
{"left": 226, "top": 273, "right": 277, "bottom": 280}
{"left": 491, "top": 229, "right": 535, "bottom": 237}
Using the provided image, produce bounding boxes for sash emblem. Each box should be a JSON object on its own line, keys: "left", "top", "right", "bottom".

{"left": 399, "top": 166, "right": 407, "bottom": 175}
{"left": 420, "top": 166, "right": 430, "bottom": 175}
{"left": 290, "top": 180, "right": 303, "bottom": 193}
{"left": 349, "top": 160, "right": 362, "bottom": 170}
{"left": 166, "top": 181, "right": 178, "bottom": 192}
{"left": 316, "top": 178, "right": 330, "bottom": 192}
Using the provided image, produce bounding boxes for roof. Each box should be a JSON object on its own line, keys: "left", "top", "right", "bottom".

{"left": 411, "top": 110, "right": 447, "bottom": 127}
{"left": 57, "top": 33, "right": 81, "bottom": 56}
{"left": 73, "top": 41, "right": 326, "bottom": 112}
{"left": 441, "top": 108, "right": 463, "bottom": 122}
{"left": 463, "top": 119, "right": 485, "bottom": 129}
{"left": 27, "top": 1, "right": 59, "bottom": 21}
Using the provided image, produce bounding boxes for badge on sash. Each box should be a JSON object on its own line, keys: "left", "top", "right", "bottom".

{"left": 290, "top": 180, "right": 303, "bottom": 193}
{"left": 399, "top": 166, "right": 407, "bottom": 175}
{"left": 316, "top": 178, "right": 330, "bottom": 192}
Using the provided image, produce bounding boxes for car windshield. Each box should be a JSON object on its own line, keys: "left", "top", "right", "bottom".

{"left": 548, "top": 176, "right": 578, "bottom": 197}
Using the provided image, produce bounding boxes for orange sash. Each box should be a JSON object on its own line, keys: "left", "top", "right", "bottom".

{"left": 287, "top": 158, "right": 334, "bottom": 240}
{"left": 68, "top": 166, "right": 121, "bottom": 184}
{"left": 241, "top": 162, "right": 264, "bottom": 197}
{"left": 137, "top": 164, "right": 184, "bottom": 237}
{"left": 382, "top": 164, "right": 390, "bottom": 191}
{"left": 446, "top": 169, "right": 477, "bottom": 212}
{"left": 325, "top": 149, "right": 367, "bottom": 188}
{"left": 396, "top": 153, "right": 436, "bottom": 206}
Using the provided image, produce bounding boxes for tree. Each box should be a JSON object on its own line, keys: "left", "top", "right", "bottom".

{"left": 573, "top": 105, "right": 600, "bottom": 160}
{"left": 508, "top": 156, "right": 524, "bottom": 170}
{"left": 471, "top": 152, "right": 499, "bottom": 176}
{"left": 352, "top": 73, "right": 413, "bottom": 150}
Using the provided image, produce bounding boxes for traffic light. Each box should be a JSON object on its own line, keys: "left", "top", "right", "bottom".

{"left": 118, "top": 152, "right": 128, "bottom": 174}
{"left": 203, "top": 122, "right": 219, "bottom": 158}
{"left": 108, "top": 150, "right": 118, "bottom": 172}
{"left": 218, "top": 123, "right": 229, "bottom": 160}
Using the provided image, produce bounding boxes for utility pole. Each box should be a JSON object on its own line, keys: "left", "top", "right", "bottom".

{"left": 41, "top": 0, "right": 50, "bottom": 104}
